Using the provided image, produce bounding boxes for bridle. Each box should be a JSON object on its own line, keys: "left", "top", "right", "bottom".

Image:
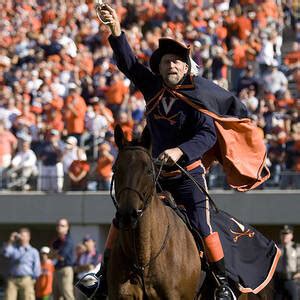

{"left": 110, "top": 146, "right": 163, "bottom": 229}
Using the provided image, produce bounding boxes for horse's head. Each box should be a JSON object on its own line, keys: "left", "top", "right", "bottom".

{"left": 113, "top": 125, "right": 155, "bottom": 229}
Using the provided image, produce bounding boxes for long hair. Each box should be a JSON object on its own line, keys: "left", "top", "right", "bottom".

{"left": 189, "top": 57, "right": 203, "bottom": 76}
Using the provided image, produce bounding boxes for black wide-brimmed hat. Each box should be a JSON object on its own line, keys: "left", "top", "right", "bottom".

{"left": 150, "top": 38, "right": 191, "bottom": 74}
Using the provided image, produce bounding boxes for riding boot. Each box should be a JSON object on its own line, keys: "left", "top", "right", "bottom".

{"left": 211, "top": 258, "right": 235, "bottom": 300}
{"left": 92, "top": 248, "right": 110, "bottom": 299}
{"left": 75, "top": 222, "right": 119, "bottom": 299}
{"left": 204, "top": 232, "right": 235, "bottom": 300}
{"left": 75, "top": 249, "right": 110, "bottom": 299}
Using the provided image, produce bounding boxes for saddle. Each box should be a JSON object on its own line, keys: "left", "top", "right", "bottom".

{"left": 159, "top": 191, "right": 205, "bottom": 257}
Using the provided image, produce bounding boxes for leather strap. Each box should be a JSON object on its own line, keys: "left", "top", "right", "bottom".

{"left": 160, "top": 160, "right": 202, "bottom": 178}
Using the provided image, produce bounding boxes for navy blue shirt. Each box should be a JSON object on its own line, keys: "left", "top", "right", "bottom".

{"left": 109, "top": 33, "right": 216, "bottom": 165}
{"left": 52, "top": 233, "right": 74, "bottom": 269}
{"left": 148, "top": 90, "right": 216, "bottom": 162}
{"left": 40, "top": 141, "right": 63, "bottom": 166}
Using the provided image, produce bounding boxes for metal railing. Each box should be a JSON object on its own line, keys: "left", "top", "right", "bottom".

{"left": 1, "top": 166, "right": 300, "bottom": 191}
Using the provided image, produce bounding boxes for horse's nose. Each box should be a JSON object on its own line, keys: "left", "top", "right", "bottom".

{"left": 116, "top": 208, "right": 139, "bottom": 229}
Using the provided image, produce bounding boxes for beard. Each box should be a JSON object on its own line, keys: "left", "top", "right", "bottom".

{"left": 163, "top": 73, "right": 181, "bottom": 87}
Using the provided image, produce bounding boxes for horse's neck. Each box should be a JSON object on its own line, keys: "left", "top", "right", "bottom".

{"left": 119, "top": 194, "right": 169, "bottom": 265}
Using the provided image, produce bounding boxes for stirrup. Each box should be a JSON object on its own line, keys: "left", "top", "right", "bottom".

{"left": 75, "top": 272, "right": 100, "bottom": 299}
{"left": 214, "top": 284, "right": 236, "bottom": 300}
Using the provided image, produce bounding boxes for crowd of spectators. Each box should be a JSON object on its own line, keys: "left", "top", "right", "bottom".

{"left": 1, "top": 219, "right": 102, "bottom": 300}
{"left": 0, "top": 0, "right": 299, "bottom": 191}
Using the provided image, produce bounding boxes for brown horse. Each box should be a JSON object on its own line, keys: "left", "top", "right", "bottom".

{"left": 106, "top": 125, "right": 202, "bottom": 299}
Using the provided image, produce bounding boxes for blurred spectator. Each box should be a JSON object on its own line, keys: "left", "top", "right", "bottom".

{"left": 35, "top": 246, "right": 54, "bottom": 300}
{"left": 116, "top": 110, "right": 134, "bottom": 141}
{"left": 237, "top": 64, "right": 261, "bottom": 97}
{"left": 62, "top": 136, "right": 79, "bottom": 173}
{"left": 262, "top": 61, "right": 289, "bottom": 96}
{"left": 7, "top": 135, "right": 38, "bottom": 191}
{"left": 64, "top": 84, "right": 87, "bottom": 144}
{"left": 1, "top": 228, "right": 41, "bottom": 300}
{"left": 0, "top": 98, "right": 21, "bottom": 130}
{"left": 68, "top": 148, "right": 90, "bottom": 191}
{"left": 267, "top": 132, "right": 287, "bottom": 187}
{"left": 74, "top": 235, "right": 102, "bottom": 300}
{"left": 257, "top": 33, "right": 276, "bottom": 75}
{"left": 284, "top": 42, "right": 300, "bottom": 73}
{"left": 105, "top": 72, "right": 130, "bottom": 115}
{"left": 104, "top": 131, "right": 118, "bottom": 159}
{"left": 52, "top": 218, "right": 75, "bottom": 300}
{"left": 83, "top": 99, "right": 112, "bottom": 159}
{"left": 0, "top": 119, "right": 17, "bottom": 188}
{"left": 38, "top": 129, "right": 64, "bottom": 192}
{"left": 239, "top": 87, "right": 259, "bottom": 115}
{"left": 74, "top": 243, "right": 86, "bottom": 269}
{"left": 96, "top": 143, "right": 114, "bottom": 191}
{"left": 211, "top": 45, "right": 231, "bottom": 90}
{"left": 274, "top": 225, "right": 300, "bottom": 299}
{"left": 230, "top": 36, "right": 248, "bottom": 92}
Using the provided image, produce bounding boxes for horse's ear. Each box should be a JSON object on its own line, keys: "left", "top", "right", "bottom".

{"left": 140, "top": 126, "right": 152, "bottom": 150}
{"left": 114, "top": 124, "right": 125, "bottom": 150}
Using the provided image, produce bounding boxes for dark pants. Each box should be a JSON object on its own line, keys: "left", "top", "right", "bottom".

{"left": 159, "top": 165, "right": 213, "bottom": 237}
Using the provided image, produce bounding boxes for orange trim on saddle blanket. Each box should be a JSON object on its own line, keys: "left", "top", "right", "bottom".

{"left": 204, "top": 232, "right": 224, "bottom": 262}
{"left": 104, "top": 223, "right": 119, "bottom": 249}
{"left": 160, "top": 160, "right": 202, "bottom": 178}
{"left": 238, "top": 245, "right": 281, "bottom": 294}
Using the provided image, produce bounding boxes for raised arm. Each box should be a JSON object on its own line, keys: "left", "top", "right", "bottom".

{"left": 97, "top": 4, "right": 161, "bottom": 99}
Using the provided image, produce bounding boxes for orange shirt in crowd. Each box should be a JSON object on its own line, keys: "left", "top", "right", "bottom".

{"left": 284, "top": 51, "right": 300, "bottom": 66}
{"left": 0, "top": 130, "right": 17, "bottom": 158}
{"left": 64, "top": 94, "right": 87, "bottom": 134}
{"left": 232, "top": 43, "right": 248, "bottom": 69}
{"left": 69, "top": 160, "right": 90, "bottom": 187}
{"left": 35, "top": 259, "right": 54, "bottom": 298}
{"left": 97, "top": 155, "right": 113, "bottom": 180}
{"left": 119, "top": 120, "right": 134, "bottom": 142}
{"left": 246, "top": 40, "right": 261, "bottom": 61}
{"left": 255, "top": 8, "right": 268, "bottom": 28}
{"left": 236, "top": 15, "right": 252, "bottom": 40}
{"left": 45, "top": 111, "right": 64, "bottom": 133}
{"left": 239, "top": 0, "right": 255, "bottom": 5}
{"left": 105, "top": 80, "right": 129, "bottom": 105}
{"left": 215, "top": 26, "right": 227, "bottom": 41}
{"left": 69, "top": 160, "right": 90, "bottom": 177}
{"left": 261, "top": 0, "right": 279, "bottom": 20}
{"left": 16, "top": 111, "right": 37, "bottom": 126}
{"left": 276, "top": 97, "right": 295, "bottom": 108}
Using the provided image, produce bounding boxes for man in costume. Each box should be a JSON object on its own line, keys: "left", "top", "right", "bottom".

{"left": 76, "top": 4, "right": 278, "bottom": 299}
